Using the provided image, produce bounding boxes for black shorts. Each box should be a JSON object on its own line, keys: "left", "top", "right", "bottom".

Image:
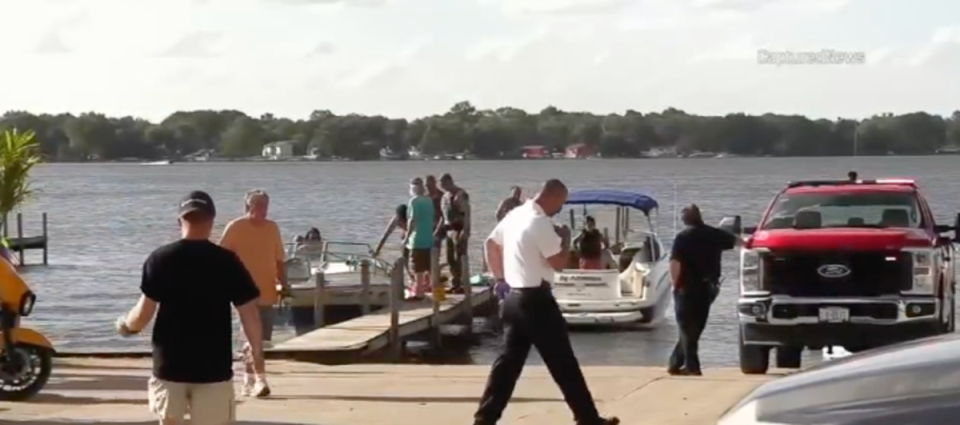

{"left": 410, "top": 248, "right": 431, "bottom": 273}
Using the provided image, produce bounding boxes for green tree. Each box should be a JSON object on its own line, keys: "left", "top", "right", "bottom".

{"left": 2, "top": 102, "right": 960, "bottom": 161}
{"left": 0, "top": 129, "right": 42, "bottom": 234}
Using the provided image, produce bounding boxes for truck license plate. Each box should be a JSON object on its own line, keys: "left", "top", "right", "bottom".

{"left": 819, "top": 307, "right": 850, "bottom": 323}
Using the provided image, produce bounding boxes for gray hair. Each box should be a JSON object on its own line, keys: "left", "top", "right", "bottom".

{"left": 410, "top": 182, "right": 426, "bottom": 196}
{"left": 245, "top": 189, "right": 269, "bottom": 205}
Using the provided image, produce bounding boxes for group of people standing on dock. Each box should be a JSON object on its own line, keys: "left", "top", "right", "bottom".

{"left": 106, "top": 172, "right": 735, "bottom": 425}
{"left": 373, "top": 173, "right": 473, "bottom": 300}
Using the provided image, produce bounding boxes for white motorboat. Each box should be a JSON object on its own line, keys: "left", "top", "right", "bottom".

{"left": 281, "top": 239, "right": 396, "bottom": 333}
{"left": 284, "top": 240, "right": 392, "bottom": 289}
{"left": 553, "top": 190, "right": 672, "bottom": 327}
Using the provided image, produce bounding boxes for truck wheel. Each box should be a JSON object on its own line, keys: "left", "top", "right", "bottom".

{"left": 739, "top": 334, "right": 770, "bottom": 375}
{"left": 775, "top": 346, "right": 803, "bottom": 369}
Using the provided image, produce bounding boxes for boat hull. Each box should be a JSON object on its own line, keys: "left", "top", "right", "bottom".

{"left": 553, "top": 258, "right": 673, "bottom": 328}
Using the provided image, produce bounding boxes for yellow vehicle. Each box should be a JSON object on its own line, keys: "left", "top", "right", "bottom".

{"left": 0, "top": 255, "right": 53, "bottom": 401}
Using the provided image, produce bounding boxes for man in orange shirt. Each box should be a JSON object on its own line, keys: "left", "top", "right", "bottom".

{"left": 220, "top": 189, "right": 286, "bottom": 399}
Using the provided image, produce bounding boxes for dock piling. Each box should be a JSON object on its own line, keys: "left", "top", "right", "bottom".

{"left": 313, "top": 270, "right": 326, "bottom": 328}
{"left": 388, "top": 257, "right": 404, "bottom": 360}
{"left": 430, "top": 246, "right": 442, "bottom": 347}
{"left": 360, "top": 260, "right": 371, "bottom": 315}
{"left": 462, "top": 252, "right": 472, "bottom": 331}
{"left": 16, "top": 213, "right": 23, "bottom": 265}
{"left": 41, "top": 212, "right": 47, "bottom": 265}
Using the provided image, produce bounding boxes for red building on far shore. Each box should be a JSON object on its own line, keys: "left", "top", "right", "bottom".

{"left": 521, "top": 145, "right": 550, "bottom": 159}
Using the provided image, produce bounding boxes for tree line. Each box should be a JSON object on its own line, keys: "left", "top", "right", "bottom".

{"left": 2, "top": 101, "right": 960, "bottom": 161}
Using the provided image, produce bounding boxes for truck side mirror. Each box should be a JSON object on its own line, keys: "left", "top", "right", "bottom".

{"left": 719, "top": 216, "right": 742, "bottom": 235}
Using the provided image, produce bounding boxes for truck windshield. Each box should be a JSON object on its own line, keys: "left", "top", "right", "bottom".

{"left": 762, "top": 191, "right": 922, "bottom": 229}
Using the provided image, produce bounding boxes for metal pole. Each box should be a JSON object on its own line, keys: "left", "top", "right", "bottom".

{"left": 360, "top": 260, "right": 371, "bottom": 315}
{"left": 388, "top": 257, "right": 404, "bottom": 360}
{"left": 312, "top": 270, "right": 325, "bottom": 329}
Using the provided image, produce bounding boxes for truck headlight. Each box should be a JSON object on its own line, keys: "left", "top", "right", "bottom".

{"left": 904, "top": 248, "right": 936, "bottom": 294}
{"left": 740, "top": 249, "right": 767, "bottom": 294}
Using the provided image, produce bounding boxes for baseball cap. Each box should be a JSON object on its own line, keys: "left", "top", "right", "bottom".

{"left": 179, "top": 190, "right": 216, "bottom": 218}
{"left": 410, "top": 177, "right": 424, "bottom": 186}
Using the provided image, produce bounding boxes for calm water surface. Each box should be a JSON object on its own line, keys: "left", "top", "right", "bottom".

{"left": 18, "top": 157, "right": 960, "bottom": 367}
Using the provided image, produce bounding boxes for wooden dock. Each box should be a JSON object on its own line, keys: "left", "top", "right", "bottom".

{"left": 270, "top": 251, "right": 495, "bottom": 361}
{"left": 270, "top": 287, "right": 493, "bottom": 358}
{"left": 5, "top": 212, "right": 48, "bottom": 265}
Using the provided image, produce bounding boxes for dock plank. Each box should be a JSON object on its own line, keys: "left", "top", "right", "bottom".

{"left": 271, "top": 287, "right": 493, "bottom": 354}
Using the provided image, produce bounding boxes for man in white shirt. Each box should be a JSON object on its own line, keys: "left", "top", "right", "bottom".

{"left": 473, "top": 179, "right": 619, "bottom": 425}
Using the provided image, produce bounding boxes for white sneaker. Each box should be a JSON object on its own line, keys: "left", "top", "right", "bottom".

{"left": 251, "top": 379, "right": 271, "bottom": 398}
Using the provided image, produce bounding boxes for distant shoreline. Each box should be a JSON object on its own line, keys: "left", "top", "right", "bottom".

{"left": 39, "top": 153, "right": 960, "bottom": 164}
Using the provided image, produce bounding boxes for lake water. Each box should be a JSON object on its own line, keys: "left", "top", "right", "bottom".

{"left": 17, "top": 157, "right": 960, "bottom": 367}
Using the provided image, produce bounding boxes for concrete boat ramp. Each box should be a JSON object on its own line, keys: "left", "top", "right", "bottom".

{"left": 0, "top": 358, "right": 781, "bottom": 424}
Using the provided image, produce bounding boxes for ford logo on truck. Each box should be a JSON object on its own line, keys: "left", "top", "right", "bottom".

{"left": 817, "top": 264, "right": 851, "bottom": 278}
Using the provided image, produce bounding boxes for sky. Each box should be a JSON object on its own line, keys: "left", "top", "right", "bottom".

{"left": 0, "top": 0, "right": 958, "bottom": 122}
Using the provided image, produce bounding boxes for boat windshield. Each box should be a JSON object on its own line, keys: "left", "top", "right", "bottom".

{"left": 762, "top": 191, "right": 922, "bottom": 229}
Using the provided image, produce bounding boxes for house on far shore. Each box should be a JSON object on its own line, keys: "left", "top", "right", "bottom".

{"left": 262, "top": 140, "right": 295, "bottom": 159}
{"left": 564, "top": 143, "right": 592, "bottom": 159}
{"left": 521, "top": 145, "right": 550, "bottom": 159}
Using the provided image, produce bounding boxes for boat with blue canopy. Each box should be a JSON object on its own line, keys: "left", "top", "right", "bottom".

{"left": 564, "top": 189, "right": 659, "bottom": 214}
{"left": 553, "top": 189, "right": 672, "bottom": 327}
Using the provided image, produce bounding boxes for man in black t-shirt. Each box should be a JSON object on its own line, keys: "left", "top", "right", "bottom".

{"left": 667, "top": 204, "right": 740, "bottom": 376}
{"left": 115, "top": 190, "right": 265, "bottom": 424}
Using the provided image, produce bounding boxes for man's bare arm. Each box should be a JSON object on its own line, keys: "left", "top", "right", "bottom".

{"left": 219, "top": 222, "right": 236, "bottom": 250}
{"left": 236, "top": 301, "right": 265, "bottom": 374}
{"left": 373, "top": 217, "right": 399, "bottom": 255}
{"left": 485, "top": 238, "right": 504, "bottom": 279}
{"left": 670, "top": 260, "right": 682, "bottom": 290}
{"left": 124, "top": 295, "right": 158, "bottom": 332}
{"left": 545, "top": 226, "right": 571, "bottom": 271}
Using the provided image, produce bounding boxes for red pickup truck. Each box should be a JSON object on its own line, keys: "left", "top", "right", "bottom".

{"left": 721, "top": 177, "right": 959, "bottom": 374}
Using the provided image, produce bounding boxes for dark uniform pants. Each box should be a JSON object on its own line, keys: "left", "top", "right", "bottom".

{"left": 668, "top": 284, "right": 718, "bottom": 373}
{"left": 446, "top": 230, "right": 467, "bottom": 288}
{"left": 475, "top": 283, "right": 601, "bottom": 425}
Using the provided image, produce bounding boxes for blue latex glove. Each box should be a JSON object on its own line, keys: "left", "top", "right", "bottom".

{"left": 494, "top": 279, "right": 510, "bottom": 300}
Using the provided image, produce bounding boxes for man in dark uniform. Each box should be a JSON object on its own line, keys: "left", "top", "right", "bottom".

{"left": 437, "top": 173, "right": 471, "bottom": 293}
{"left": 495, "top": 186, "right": 523, "bottom": 222}
{"left": 667, "top": 204, "right": 741, "bottom": 376}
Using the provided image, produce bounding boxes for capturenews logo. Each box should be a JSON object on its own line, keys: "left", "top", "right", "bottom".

{"left": 757, "top": 49, "right": 866, "bottom": 66}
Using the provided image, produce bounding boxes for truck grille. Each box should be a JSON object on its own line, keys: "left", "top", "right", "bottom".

{"left": 761, "top": 251, "right": 912, "bottom": 297}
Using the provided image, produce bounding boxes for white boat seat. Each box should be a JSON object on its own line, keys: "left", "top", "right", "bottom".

{"left": 296, "top": 242, "right": 326, "bottom": 258}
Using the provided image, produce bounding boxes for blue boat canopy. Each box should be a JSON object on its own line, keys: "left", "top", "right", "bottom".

{"left": 564, "top": 190, "right": 659, "bottom": 214}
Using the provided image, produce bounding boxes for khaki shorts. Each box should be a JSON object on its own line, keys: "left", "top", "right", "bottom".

{"left": 148, "top": 376, "right": 236, "bottom": 424}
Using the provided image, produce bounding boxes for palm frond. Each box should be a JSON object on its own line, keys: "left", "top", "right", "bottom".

{"left": 0, "top": 129, "right": 42, "bottom": 223}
